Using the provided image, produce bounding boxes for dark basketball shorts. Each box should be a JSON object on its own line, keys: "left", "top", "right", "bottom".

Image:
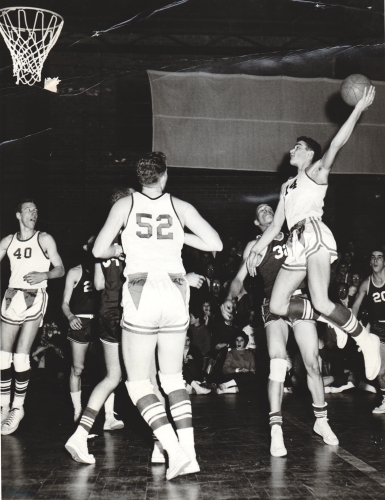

{"left": 99, "top": 309, "right": 122, "bottom": 345}
{"left": 372, "top": 321, "right": 385, "bottom": 344}
{"left": 67, "top": 317, "right": 94, "bottom": 344}
{"left": 262, "top": 293, "right": 316, "bottom": 329}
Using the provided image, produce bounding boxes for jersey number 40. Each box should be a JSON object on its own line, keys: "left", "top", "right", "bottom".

{"left": 13, "top": 247, "right": 32, "bottom": 259}
{"left": 136, "top": 213, "right": 173, "bottom": 240}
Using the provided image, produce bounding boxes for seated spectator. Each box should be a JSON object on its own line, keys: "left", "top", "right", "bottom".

{"left": 183, "top": 332, "right": 211, "bottom": 395}
{"left": 201, "top": 300, "right": 214, "bottom": 330}
{"left": 242, "top": 310, "right": 257, "bottom": 351}
{"left": 207, "top": 278, "right": 225, "bottom": 316}
{"left": 31, "top": 321, "right": 66, "bottom": 379}
{"left": 216, "top": 332, "right": 256, "bottom": 394}
{"left": 210, "top": 303, "right": 239, "bottom": 356}
{"left": 188, "top": 306, "right": 211, "bottom": 358}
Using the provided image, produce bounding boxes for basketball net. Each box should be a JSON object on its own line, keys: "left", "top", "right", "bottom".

{"left": 0, "top": 7, "right": 64, "bottom": 86}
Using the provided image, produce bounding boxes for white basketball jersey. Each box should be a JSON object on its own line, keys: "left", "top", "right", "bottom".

{"left": 283, "top": 171, "right": 328, "bottom": 229}
{"left": 122, "top": 192, "right": 185, "bottom": 275}
{"left": 7, "top": 231, "right": 51, "bottom": 289}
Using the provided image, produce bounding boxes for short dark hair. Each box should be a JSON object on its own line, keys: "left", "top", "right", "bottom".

{"left": 136, "top": 152, "right": 167, "bottom": 186}
{"left": 110, "top": 187, "right": 135, "bottom": 205}
{"left": 16, "top": 198, "right": 35, "bottom": 214}
{"left": 236, "top": 331, "right": 249, "bottom": 347}
{"left": 297, "top": 136, "right": 322, "bottom": 163}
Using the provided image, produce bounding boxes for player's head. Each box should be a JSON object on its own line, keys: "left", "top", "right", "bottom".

{"left": 255, "top": 204, "right": 274, "bottom": 230}
{"left": 290, "top": 137, "right": 322, "bottom": 166}
{"left": 110, "top": 187, "right": 135, "bottom": 205}
{"left": 235, "top": 332, "right": 249, "bottom": 349}
{"left": 16, "top": 199, "right": 38, "bottom": 230}
{"left": 136, "top": 152, "right": 167, "bottom": 188}
{"left": 370, "top": 250, "right": 385, "bottom": 272}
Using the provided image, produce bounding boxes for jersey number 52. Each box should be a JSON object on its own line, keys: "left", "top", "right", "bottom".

{"left": 136, "top": 213, "right": 173, "bottom": 240}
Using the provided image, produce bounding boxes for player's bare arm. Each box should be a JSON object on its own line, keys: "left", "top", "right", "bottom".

{"left": 173, "top": 198, "right": 222, "bottom": 252}
{"left": 351, "top": 277, "right": 370, "bottom": 318}
{"left": 309, "top": 86, "right": 376, "bottom": 184}
{"left": 94, "top": 262, "right": 105, "bottom": 291}
{"left": 62, "top": 266, "right": 83, "bottom": 330}
{"left": 0, "top": 234, "right": 13, "bottom": 262}
{"left": 247, "top": 190, "right": 285, "bottom": 276}
{"left": 23, "top": 233, "right": 65, "bottom": 285}
{"left": 93, "top": 197, "right": 133, "bottom": 259}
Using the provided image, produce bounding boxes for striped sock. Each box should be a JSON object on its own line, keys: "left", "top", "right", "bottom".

{"left": 1, "top": 367, "right": 12, "bottom": 408}
{"left": 13, "top": 369, "right": 30, "bottom": 408}
{"left": 289, "top": 297, "right": 319, "bottom": 321}
{"left": 328, "top": 305, "right": 362, "bottom": 337}
{"left": 137, "top": 394, "right": 169, "bottom": 431}
{"left": 269, "top": 411, "right": 283, "bottom": 427}
{"left": 169, "top": 389, "right": 192, "bottom": 430}
{"left": 79, "top": 407, "right": 99, "bottom": 433}
{"left": 313, "top": 403, "right": 328, "bottom": 419}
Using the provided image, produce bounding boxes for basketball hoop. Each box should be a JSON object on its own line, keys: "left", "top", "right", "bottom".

{"left": 0, "top": 7, "right": 64, "bottom": 86}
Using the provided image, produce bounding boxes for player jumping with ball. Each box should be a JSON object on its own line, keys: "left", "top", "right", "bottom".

{"left": 247, "top": 86, "right": 381, "bottom": 383}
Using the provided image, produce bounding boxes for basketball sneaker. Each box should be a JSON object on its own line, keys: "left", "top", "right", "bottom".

{"left": 65, "top": 433, "right": 95, "bottom": 464}
{"left": 354, "top": 331, "right": 381, "bottom": 380}
{"left": 179, "top": 444, "right": 200, "bottom": 475}
{"left": 103, "top": 413, "right": 124, "bottom": 431}
{"left": 151, "top": 440, "right": 166, "bottom": 464}
{"left": 1, "top": 406, "right": 10, "bottom": 424}
{"left": 332, "top": 325, "right": 348, "bottom": 349}
{"left": 270, "top": 425, "right": 287, "bottom": 457}
{"left": 372, "top": 400, "right": 385, "bottom": 414}
{"left": 191, "top": 381, "right": 211, "bottom": 394}
{"left": 313, "top": 418, "right": 339, "bottom": 446}
{"left": 166, "top": 446, "right": 191, "bottom": 480}
{"left": 1, "top": 407, "right": 24, "bottom": 435}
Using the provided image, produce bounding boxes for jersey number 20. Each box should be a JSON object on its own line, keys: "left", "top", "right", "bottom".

{"left": 136, "top": 213, "right": 173, "bottom": 240}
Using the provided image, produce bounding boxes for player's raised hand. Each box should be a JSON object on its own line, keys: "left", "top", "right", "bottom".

{"left": 356, "top": 85, "right": 375, "bottom": 112}
{"left": 23, "top": 271, "right": 47, "bottom": 285}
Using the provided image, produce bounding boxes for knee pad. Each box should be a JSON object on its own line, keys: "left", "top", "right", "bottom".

{"left": 269, "top": 359, "right": 287, "bottom": 383}
{"left": 125, "top": 379, "right": 154, "bottom": 406}
{"left": 158, "top": 371, "right": 184, "bottom": 395}
{"left": 13, "top": 353, "right": 30, "bottom": 372}
{"left": 0, "top": 351, "right": 13, "bottom": 370}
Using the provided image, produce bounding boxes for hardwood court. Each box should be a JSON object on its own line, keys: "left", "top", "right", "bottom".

{"left": 2, "top": 378, "right": 385, "bottom": 500}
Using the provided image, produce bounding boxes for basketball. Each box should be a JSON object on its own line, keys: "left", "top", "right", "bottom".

{"left": 340, "top": 74, "right": 372, "bottom": 106}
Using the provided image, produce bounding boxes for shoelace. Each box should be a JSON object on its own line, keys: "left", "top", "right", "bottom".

{"left": 3, "top": 408, "right": 20, "bottom": 427}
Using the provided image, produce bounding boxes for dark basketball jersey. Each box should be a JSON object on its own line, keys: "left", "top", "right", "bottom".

{"left": 99, "top": 256, "right": 125, "bottom": 316}
{"left": 367, "top": 276, "right": 385, "bottom": 322}
{"left": 70, "top": 266, "right": 96, "bottom": 315}
{"left": 256, "top": 233, "right": 287, "bottom": 299}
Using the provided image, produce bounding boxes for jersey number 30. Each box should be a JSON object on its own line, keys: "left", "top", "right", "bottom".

{"left": 136, "top": 213, "right": 173, "bottom": 240}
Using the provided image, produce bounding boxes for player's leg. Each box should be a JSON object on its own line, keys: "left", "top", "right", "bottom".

{"left": 266, "top": 318, "right": 289, "bottom": 457}
{"left": 1, "top": 317, "right": 41, "bottom": 435}
{"left": 269, "top": 268, "right": 306, "bottom": 317}
{"left": 65, "top": 342, "right": 123, "bottom": 464}
{"left": 124, "top": 330, "right": 189, "bottom": 480}
{"left": 150, "top": 353, "right": 166, "bottom": 464}
{"left": 293, "top": 321, "right": 338, "bottom": 445}
{"left": 69, "top": 341, "right": 89, "bottom": 421}
{"left": 372, "top": 343, "right": 385, "bottom": 414}
{"left": 157, "top": 330, "right": 197, "bottom": 475}
{"left": 0, "top": 322, "right": 20, "bottom": 423}
{"left": 307, "top": 249, "right": 380, "bottom": 380}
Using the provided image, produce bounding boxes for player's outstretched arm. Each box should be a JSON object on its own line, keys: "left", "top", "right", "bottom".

{"left": 351, "top": 278, "right": 369, "bottom": 318}
{"left": 174, "top": 199, "right": 222, "bottom": 252}
{"left": 317, "top": 86, "right": 375, "bottom": 179}
{"left": 23, "top": 233, "right": 65, "bottom": 285}
{"left": 93, "top": 197, "right": 132, "bottom": 259}
{"left": 0, "top": 235, "right": 13, "bottom": 263}
{"left": 247, "top": 190, "right": 285, "bottom": 276}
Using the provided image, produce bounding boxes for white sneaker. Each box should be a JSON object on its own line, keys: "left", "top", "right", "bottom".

{"left": 372, "top": 400, "right": 385, "bottom": 414}
{"left": 103, "top": 413, "right": 124, "bottom": 431}
{"left": 355, "top": 331, "right": 381, "bottom": 381}
{"left": 185, "top": 384, "right": 194, "bottom": 395}
{"left": 329, "top": 381, "right": 354, "bottom": 393}
{"left": 270, "top": 425, "right": 287, "bottom": 457}
{"left": 1, "top": 406, "right": 10, "bottom": 424}
{"left": 324, "top": 387, "right": 331, "bottom": 394}
{"left": 65, "top": 433, "right": 95, "bottom": 464}
{"left": 191, "top": 381, "right": 211, "bottom": 395}
{"left": 166, "top": 446, "right": 191, "bottom": 480}
{"left": 151, "top": 440, "right": 166, "bottom": 464}
{"left": 313, "top": 418, "right": 339, "bottom": 446}
{"left": 1, "top": 407, "right": 24, "bottom": 435}
{"left": 333, "top": 325, "right": 348, "bottom": 349}
{"left": 179, "top": 444, "right": 200, "bottom": 475}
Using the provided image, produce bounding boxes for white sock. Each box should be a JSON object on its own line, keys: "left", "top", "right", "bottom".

{"left": 153, "top": 423, "right": 180, "bottom": 454}
{"left": 70, "top": 391, "right": 82, "bottom": 413}
{"left": 177, "top": 427, "right": 196, "bottom": 458}
{"left": 104, "top": 392, "right": 115, "bottom": 416}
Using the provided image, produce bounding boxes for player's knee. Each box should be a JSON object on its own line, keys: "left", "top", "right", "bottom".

{"left": 105, "top": 371, "right": 122, "bottom": 388}
{"left": 269, "top": 299, "right": 287, "bottom": 317}
{"left": 269, "top": 359, "right": 287, "bottom": 383}
{"left": 158, "top": 371, "right": 185, "bottom": 395}
{"left": 126, "top": 379, "right": 154, "bottom": 406}
{"left": 13, "top": 353, "right": 30, "bottom": 372}
{"left": 71, "top": 365, "right": 84, "bottom": 378}
{"left": 303, "top": 358, "right": 320, "bottom": 377}
{"left": 310, "top": 297, "right": 333, "bottom": 316}
{"left": 0, "top": 350, "right": 13, "bottom": 370}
